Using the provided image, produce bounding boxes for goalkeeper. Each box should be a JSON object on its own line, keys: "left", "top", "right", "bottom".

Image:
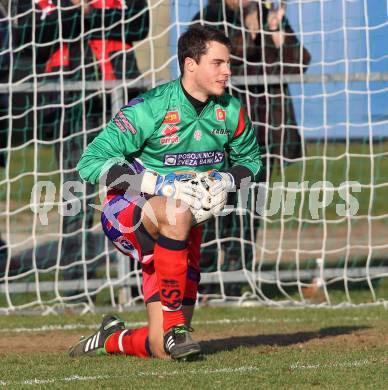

{"left": 69, "top": 25, "right": 262, "bottom": 360}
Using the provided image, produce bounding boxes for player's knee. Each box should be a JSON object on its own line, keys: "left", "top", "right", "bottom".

{"left": 172, "top": 205, "right": 192, "bottom": 228}
{"left": 159, "top": 203, "right": 192, "bottom": 240}
{"left": 143, "top": 197, "right": 192, "bottom": 239}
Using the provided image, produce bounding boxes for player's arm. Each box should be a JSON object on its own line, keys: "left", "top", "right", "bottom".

{"left": 77, "top": 98, "right": 154, "bottom": 186}
{"left": 77, "top": 99, "right": 204, "bottom": 209}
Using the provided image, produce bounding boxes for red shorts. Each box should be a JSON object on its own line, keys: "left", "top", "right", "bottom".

{"left": 101, "top": 190, "right": 202, "bottom": 304}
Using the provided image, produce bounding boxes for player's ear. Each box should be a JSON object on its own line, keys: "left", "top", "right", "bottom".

{"left": 185, "top": 57, "right": 196, "bottom": 73}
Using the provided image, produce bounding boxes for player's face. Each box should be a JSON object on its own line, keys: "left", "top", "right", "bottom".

{"left": 193, "top": 41, "right": 231, "bottom": 98}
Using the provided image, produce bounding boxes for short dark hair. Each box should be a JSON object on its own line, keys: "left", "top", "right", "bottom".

{"left": 177, "top": 25, "right": 231, "bottom": 75}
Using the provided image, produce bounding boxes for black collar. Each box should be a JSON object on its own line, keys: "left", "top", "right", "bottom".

{"left": 180, "top": 79, "right": 209, "bottom": 115}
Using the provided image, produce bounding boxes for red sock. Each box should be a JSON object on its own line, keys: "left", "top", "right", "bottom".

{"left": 105, "top": 327, "right": 150, "bottom": 358}
{"left": 183, "top": 226, "right": 202, "bottom": 305}
{"left": 153, "top": 235, "right": 188, "bottom": 332}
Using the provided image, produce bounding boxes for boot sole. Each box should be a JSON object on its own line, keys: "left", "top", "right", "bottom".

{"left": 171, "top": 345, "right": 202, "bottom": 360}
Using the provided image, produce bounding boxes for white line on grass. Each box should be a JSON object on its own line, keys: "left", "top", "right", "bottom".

{"left": 290, "top": 359, "right": 378, "bottom": 370}
{"left": 2, "top": 360, "right": 384, "bottom": 386}
{"left": 0, "top": 366, "right": 260, "bottom": 386}
{"left": 0, "top": 316, "right": 381, "bottom": 333}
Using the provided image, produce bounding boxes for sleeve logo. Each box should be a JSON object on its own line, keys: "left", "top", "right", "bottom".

{"left": 216, "top": 108, "right": 226, "bottom": 121}
{"left": 163, "top": 111, "right": 181, "bottom": 124}
{"left": 114, "top": 111, "right": 137, "bottom": 135}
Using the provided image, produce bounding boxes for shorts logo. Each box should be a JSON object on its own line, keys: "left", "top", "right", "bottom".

{"left": 194, "top": 130, "right": 202, "bottom": 141}
{"left": 115, "top": 237, "right": 134, "bottom": 251}
{"left": 163, "top": 111, "right": 181, "bottom": 124}
{"left": 114, "top": 237, "right": 138, "bottom": 257}
{"left": 164, "top": 151, "right": 225, "bottom": 167}
{"left": 216, "top": 108, "right": 226, "bottom": 121}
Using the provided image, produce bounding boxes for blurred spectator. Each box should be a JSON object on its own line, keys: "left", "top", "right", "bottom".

{"left": 14, "top": 1, "right": 149, "bottom": 284}
{"left": 192, "top": 0, "right": 310, "bottom": 292}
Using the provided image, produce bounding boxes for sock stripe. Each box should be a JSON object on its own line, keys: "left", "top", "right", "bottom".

{"left": 118, "top": 329, "right": 130, "bottom": 353}
{"left": 161, "top": 303, "right": 182, "bottom": 312}
{"left": 157, "top": 234, "right": 188, "bottom": 250}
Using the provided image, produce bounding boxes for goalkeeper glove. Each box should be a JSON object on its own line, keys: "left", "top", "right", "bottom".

{"left": 199, "top": 170, "right": 235, "bottom": 214}
{"left": 140, "top": 170, "right": 204, "bottom": 210}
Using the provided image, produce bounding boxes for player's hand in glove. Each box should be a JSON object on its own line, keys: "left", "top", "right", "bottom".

{"left": 199, "top": 170, "right": 235, "bottom": 214}
{"left": 140, "top": 170, "right": 205, "bottom": 210}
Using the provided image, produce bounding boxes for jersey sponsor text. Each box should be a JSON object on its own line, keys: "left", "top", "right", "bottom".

{"left": 211, "top": 128, "right": 230, "bottom": 135}
{"left": 160, "top": 136, "right": 180, "bottom": 145}
{"left": 163, "top": 151, "right": 225, "bottom": 167}
{"left": 116, "top": 111, "right": 137, "bottom": 134}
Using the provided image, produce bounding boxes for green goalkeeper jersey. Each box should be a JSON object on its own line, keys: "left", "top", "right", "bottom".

{"left": 77, "top": 78, "right": 262, "bottom": 184}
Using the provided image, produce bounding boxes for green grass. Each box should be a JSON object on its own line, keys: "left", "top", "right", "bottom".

{"left": 0, "top": 306, "right": 387, "bottom": 389}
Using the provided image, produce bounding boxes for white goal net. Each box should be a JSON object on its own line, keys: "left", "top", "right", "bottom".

{"left": 0, "top": 0, "right": 387, "bottom": 313}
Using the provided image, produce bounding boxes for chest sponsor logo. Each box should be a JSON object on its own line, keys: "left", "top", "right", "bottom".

{"left": 164, "top": 151, "right": 225, "bottom": 167}
{"left": 211, "top": 128, "right": 230, "bottom": 136}
{"left": 216, "top": 108, "right": 226, "bottom": 121}
{"left": 163, "top": 111, "right": 181, "bottom": 124}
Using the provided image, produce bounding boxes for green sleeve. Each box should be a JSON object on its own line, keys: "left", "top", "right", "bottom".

{"left": 77, "top": 98, "right": 155, "bottom": 184}
{"left": 227, "top": 105, "right": 262, "bottom": 178}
